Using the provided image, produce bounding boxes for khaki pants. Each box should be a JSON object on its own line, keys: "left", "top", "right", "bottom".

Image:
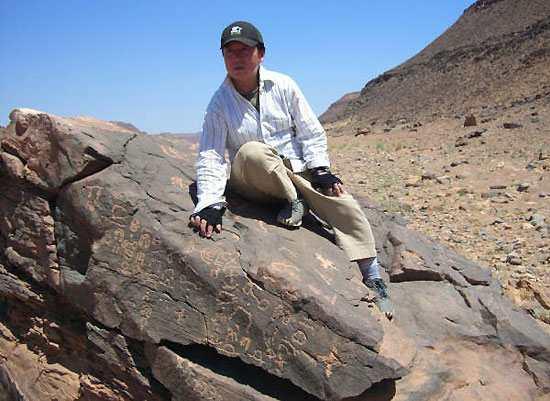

{"left": 229, "top": 141, "right": 376, "bottom": 261}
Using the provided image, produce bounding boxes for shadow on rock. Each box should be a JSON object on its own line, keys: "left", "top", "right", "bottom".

{"left": 188, "top": 181, "right": 336, "bottom": 243}
{"left": 342, "top": 379, "right": 397, "bottom": 401}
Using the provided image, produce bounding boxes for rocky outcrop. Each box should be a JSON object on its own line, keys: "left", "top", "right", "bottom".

{"left": 1, "top": 109, "right": 549, "bottom": 400}
{"left": 320, "top": 0, "right": 550, "bottom": 133}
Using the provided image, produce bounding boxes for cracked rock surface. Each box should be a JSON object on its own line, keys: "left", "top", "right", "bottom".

{"left": 1, "top": 109, "right": 549, "bottom": 400}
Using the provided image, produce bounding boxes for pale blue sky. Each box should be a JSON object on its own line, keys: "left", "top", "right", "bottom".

{"left": 0, "top": 1, "right": 474, "bottom": 133}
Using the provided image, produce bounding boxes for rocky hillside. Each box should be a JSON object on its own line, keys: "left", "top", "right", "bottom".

{"left": 1, "top": 109, "right": 549, "bottom": 400}
{"left": 328, "top": 98, "right": 550, "bottom": 322}
{"left": 316, "top": 92, "right": 359, "bottom": 127}
{"left": 316, "top": 0, "right": 550, "bottom": 330}
{"left": 320, "top": 0, "right": 550, "bottom": 134}
{"left": 109, "top": 120, "right": 146, "bottom": 134}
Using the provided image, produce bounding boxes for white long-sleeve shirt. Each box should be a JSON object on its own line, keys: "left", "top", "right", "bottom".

{"left": 194, "top": 65, "right": 330, "bottom": 213}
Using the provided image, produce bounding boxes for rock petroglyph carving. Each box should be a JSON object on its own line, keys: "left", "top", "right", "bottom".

{"left": 2, "top": 108, "right": 549, "bottom": 401}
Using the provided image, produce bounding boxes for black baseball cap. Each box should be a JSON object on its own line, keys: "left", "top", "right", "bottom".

{"left": 220, "top": 21, "right": 264, "bottom": 49}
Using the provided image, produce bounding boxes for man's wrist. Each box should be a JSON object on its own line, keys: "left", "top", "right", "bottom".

{"left": 192, "top": 205, "right": 225, "bottom": 226}
{"left": 310, "top": 166, "right": 330, "bottom": 173}
{"left": 309, "top": 166, "right": 343, "bottom": 190}
{"left": 198, "top": 202, "right": 226, "bottom": 212}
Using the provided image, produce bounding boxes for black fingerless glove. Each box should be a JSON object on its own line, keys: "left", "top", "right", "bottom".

{"left": 192, "top": 206, "right": 225, "bottom": 227}
{"left": 309, "top": 167, "right": 343, "bottom": 191}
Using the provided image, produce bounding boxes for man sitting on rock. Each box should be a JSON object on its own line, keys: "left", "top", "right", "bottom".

{"left": 189, "top": 21, "right": 393, "bottom": 319}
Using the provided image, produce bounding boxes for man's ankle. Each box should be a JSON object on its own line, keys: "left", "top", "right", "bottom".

{"left": 358, "top": 257, "right": 382, "bottom": 281}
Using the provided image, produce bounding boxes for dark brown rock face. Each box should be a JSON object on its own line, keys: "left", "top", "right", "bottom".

{"left": 1, "top": 109, "right": 549, "bottom": 400}
{"left": 320, "top": 0, "right": 550, "bottom": 131}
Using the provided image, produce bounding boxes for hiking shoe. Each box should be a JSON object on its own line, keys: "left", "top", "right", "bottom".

{"left": 364, "top": 278, "right": 394, "bottom": 320}
{"left": 277, "top": 198, "right": 309, "bottom": 228}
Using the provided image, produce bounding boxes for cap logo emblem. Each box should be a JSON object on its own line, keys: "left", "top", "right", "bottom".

{"left": 230, "top": 26, "right": 242, "bottom": 35}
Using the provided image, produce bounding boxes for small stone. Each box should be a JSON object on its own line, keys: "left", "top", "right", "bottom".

{"left": 510, "top": 271, "right": 530, "bottom": 280}
{"left": 455, "top": 137, "right": 467, "bottom": 147}
{"left": 539, "top": 192, "right": 549, "bottom": 198}
{"left": 517, "top": 183, "right": 530, "bottom": 192}
{"left": 405, "top": 176, "right": 422, "bottom": 187}
{"left": 506, "top": 253, "right": 522, "bottom": 265}
{"left": 481, "top": 190, "right": 501, "bottom": 199}
{"left": 355, "top": 128, "right": 370, "bottom": 136}
{"left": 422, "top": 172, "right": 437, "bottom": 180}
{"left": 456, "top": 188, "right": 472, "bottom": 196}
{"left": 521, "top": 223, "right": 533, "bottom": 230}
{"left": 529, "top": 213, "right": 546, "bottom": 228}
{"left": 464, "top": 114, "right": 477, "bottom": 127}
{"left": 467, "top": 129, "right": 486, "bottom": 139}
{"left": 436, "top": 176, "right": 451, "bottom": 185}
{"left": 490, "top": 185, "right": 507, "bottom": 190}
{"left": 492, "top": 218, "right": 504, "bottom": 225}
{"left": 503, "top": 122, "right": 522, "bottom": 129}
{"left": 532, "top": 308, "right": 550, "bottom": 324}
{"left": 450, "top": 160, "right": 468, "bottom": 167}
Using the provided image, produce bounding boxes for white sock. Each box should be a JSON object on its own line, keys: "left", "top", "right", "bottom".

{"left": 358, "top": 257, "right": 382, "bottom": 281}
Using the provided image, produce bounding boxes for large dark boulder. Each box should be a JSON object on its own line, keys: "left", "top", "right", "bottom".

{"left": 1, "top": 109, "right": 548, "bottom": 401}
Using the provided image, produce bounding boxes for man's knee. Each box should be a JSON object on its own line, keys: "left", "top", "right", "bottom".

{"left": 235, "top": 141, "right": 281, "bottom": 171}
{"left": 236, "top": 141, "right": 270, "bottom": 159}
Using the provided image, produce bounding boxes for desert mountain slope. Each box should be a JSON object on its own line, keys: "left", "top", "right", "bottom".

{"left": 316, "top": 92, "right": 360, "bottom": 128}
{"left": 320, "top": 0, "right": 550, "bottom": 133}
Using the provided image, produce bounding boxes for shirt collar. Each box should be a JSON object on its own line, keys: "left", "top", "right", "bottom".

{"left": 259, "top": 65, "right": 276, "bottom": 91}
{"left": 258, "top": 65, "right": 275, "bottom": 85}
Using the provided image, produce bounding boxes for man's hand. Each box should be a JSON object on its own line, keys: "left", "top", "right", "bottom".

{"left": 189, "top": 206, "right": 225, "bottom": 238}
{"left": 327, "top": 181, "right": 345, "bottom": 196}
{"left": 310, "top": 167, "right": 345, "bottom": 197}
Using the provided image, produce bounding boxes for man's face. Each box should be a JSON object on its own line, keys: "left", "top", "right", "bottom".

{"left": 222, "top": 41, "right": 264, "bottom": 82}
